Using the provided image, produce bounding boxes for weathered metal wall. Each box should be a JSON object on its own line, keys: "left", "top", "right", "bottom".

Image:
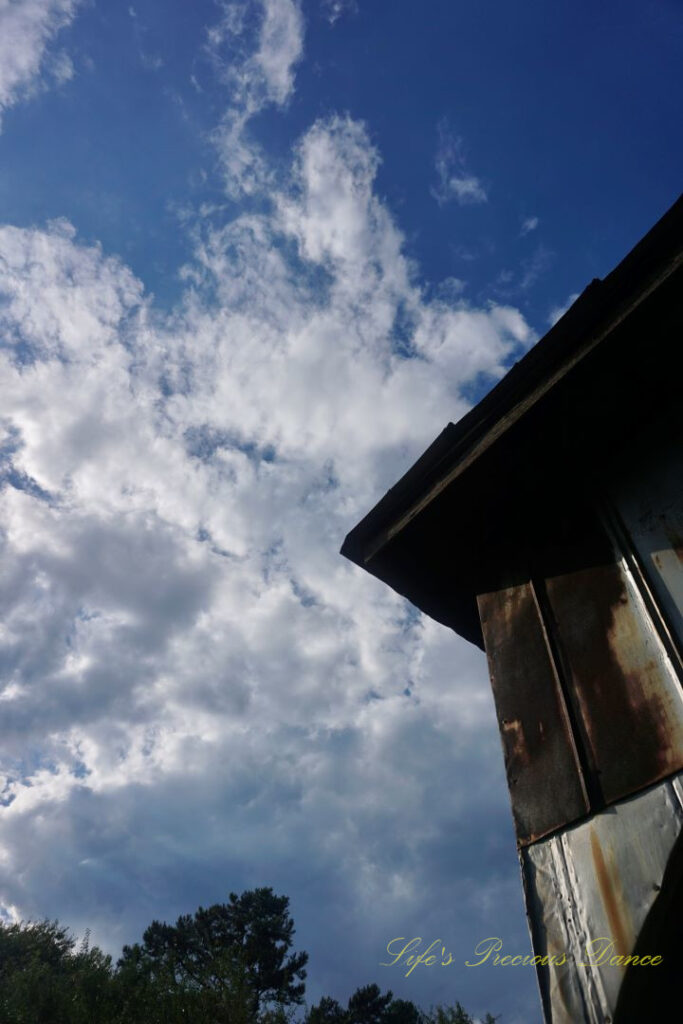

{"left": 541, "top": 537, "right": 683, "bottom": 806}
{"left": 477, "top": 582, "right": 589, "bottom": 843}
{"left": 341, "top": 198, "right": 683, "bottom": 1024}
{"left": 522, "top": 772, "right": 683, "bottom": 1023}
{"left": 477, "top": 540, "right": 683, "bottom": 845}
{"left": 477, "top": 430, "right": 683, "bottom": 1021}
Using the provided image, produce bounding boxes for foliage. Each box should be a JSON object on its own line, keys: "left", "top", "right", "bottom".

{"left": 0, "top": 897, "right": 498, "bottom": 1024}
{"left": 423, "top": 1005, "right": 499, "bottom": 1024}
{"left": 0, "top": 920, "right": 114, "bottom": 1024}
{"left": 118, "top": 886, "right": 308, "bottom": 1018}
{"left": 304, "top": 985, "right": 497, "bottom": 1024}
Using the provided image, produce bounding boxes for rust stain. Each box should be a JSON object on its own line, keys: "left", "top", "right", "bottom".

{"left": 590, "top": 828, "right": 632, "bottom": 963}
{"left": 546, "top": 556, "right": 683, "bottom": 804}
{"left": 653, "top": 545, "right": 683, "bottom": 571}
{"left": 502, "top": 718, "right": 529, "bottom": 766}
{"left": 481, "top": 582, "right": 590, "bottom": 844}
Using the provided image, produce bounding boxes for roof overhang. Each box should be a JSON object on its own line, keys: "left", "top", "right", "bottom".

{"left": 341, "top": 194, "right": 683, "bottom": 648}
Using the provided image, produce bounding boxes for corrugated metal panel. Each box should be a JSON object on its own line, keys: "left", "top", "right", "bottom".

{"left": 522, "top": 772, "right": 683, "bottom": 1023}
{"left": 478, "top": 584, "right": 589, "bottom": 845}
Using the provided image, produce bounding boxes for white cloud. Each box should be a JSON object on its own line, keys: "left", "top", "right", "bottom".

{"left": 47, "top": 47, "right": 74, "bottom": 83}
{"left": 518, "top": 242, "right": 553, "bottom": 290}
{"left": 209, "top": 0, "right": 304, "bottom": 196}
{"left": 322, "top": 0, "right": 357, "bottom": 25}
{"left": 0, "top": 115, "right": 533, "bottom": 998}
{"left": 495, "top": 242, "right": 554, "bottom": 299}
{"left": 548, "top": 290, "right": 579, "bottom": 326}
{"left": 208, "top": 0, "right": 303, "bottom": 108}
{"left": 256, "top": 0, "right": 304, "bottom": 104}
{"left": 432, "top": 119, "right": 487, "bottom": 207}
{"left": 520, "top": 215, "right": 539, "bottom": 236}
{"left": 0, "top": 0, "right": 81, "bottom": 128}
{"left": 0, "top": 14, "right": 538, "bottom": 1016}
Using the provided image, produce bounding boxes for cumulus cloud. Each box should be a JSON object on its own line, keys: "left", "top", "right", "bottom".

{"left": 0, "top": 111, "right": 534, "bottom": 1003}
{"left": 0, "top": 0, "right": 81, "bottom": 128}
{"left": 0, "top": 7, "right": 538, "bottom": 1018}
{"left": 432, "top": 119, "right": 487, "bottom": 206}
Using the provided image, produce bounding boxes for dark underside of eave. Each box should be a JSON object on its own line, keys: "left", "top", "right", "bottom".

{"left": 340, "top": 193, "right": 683, "bottom": 649}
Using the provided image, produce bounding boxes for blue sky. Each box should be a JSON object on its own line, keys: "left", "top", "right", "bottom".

{"left": 0, "top": 2, "right": 680, "bottom": 1022}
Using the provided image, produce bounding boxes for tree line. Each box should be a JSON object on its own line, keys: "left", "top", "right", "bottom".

{"left": 0, "top": 887, "right": 497, "bottom": 1024}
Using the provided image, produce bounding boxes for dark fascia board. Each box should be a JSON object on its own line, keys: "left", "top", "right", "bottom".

{"left": 341, "top": 192, "right": 683, "bottom": 573}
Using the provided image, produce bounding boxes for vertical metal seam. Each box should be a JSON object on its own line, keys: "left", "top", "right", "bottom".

{"left": 556, "top": 831, "right": 613, "bottom": 1023}
{"left": 597, "top": 493, "right": 683, "bottom": 683}
{"left": 553, "top": 835, "right": 602, "bottom": 1023}
{"left": 547, "top": 837, "right": 583, "bottom": 1021}
{"left": 530, "top": 576, "right": 603, "bottom": 812}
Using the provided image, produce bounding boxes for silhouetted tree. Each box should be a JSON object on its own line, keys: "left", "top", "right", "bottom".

{"left": 383, "top": 998, "right": 423, "bottom": 1024}
{"left": 118, "top": 886, "right": 308, "bottom": 1018}
{"left": 306, "top": 984, "right": 429, "bottom": 1024}
{"left": 423, "top": 1005, "right": 499, "bottom": 1024}
{"left": 305, "top": 987, "right": 499, "bottom": 1024}
{"left": 0, "top": 907, "right": 497, "bottom": 1024}
{"left": 306, "top": 995, "right": 349, "bottom": 1024}
{"left": 346, "top": 983, "right": 394, "bottom": 1024}
{"left": 0, "top": 920, "right": 114, "bottom": 1024}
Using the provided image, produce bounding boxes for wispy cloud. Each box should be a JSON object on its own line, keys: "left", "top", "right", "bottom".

{"left": 519, "top": 242, "right": 553, "bottom": 290}
{"left": 321, "top": 0, "right": 358, "bottom": 25}
{"left": 432, "top": 119, "right": 487, "bottom": 206}
{"left": 0, "top": 0, "right": 81, "bottom": 129}
{"left": 209, "top": 0, "right": 304, "bottom": 197}
{"left": 520, "top": 215, "right": 539, "bottom": 236}
{"left": 548, "top": 290, "right": 579, "bottom": 326}
{"left": 128, "top": 6, "right": 165, "bottom": 71}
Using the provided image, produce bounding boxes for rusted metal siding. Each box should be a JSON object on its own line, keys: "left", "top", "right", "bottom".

{"left": 521, "top": 771, "right": 683, "bottom": 1023}
{"left": 543, "top": 549, "right": 683, "bottom": 806}
{"left": 477, "top": 445, "right": 683, "bottom": 1023}
{"left": 478, "top": 479, "right": 683, "bottom": 846}
{"left": 478, "top": 584, "right": 589, "bottom": 844}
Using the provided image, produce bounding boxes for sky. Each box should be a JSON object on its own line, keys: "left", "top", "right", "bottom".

{"left": 0, "top": 2, "right": 681, "bottom": 1021}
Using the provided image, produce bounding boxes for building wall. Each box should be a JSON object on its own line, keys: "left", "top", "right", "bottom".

{"left": 522, "top": 772, "right": 683, "bottom": 1023}
{"left": 477, "top": 425, "right": 683, "bottom": 1021}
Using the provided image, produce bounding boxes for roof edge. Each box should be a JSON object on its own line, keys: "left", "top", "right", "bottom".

{"left": 341, "top": 193, "right": 683, "bottom": 568}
